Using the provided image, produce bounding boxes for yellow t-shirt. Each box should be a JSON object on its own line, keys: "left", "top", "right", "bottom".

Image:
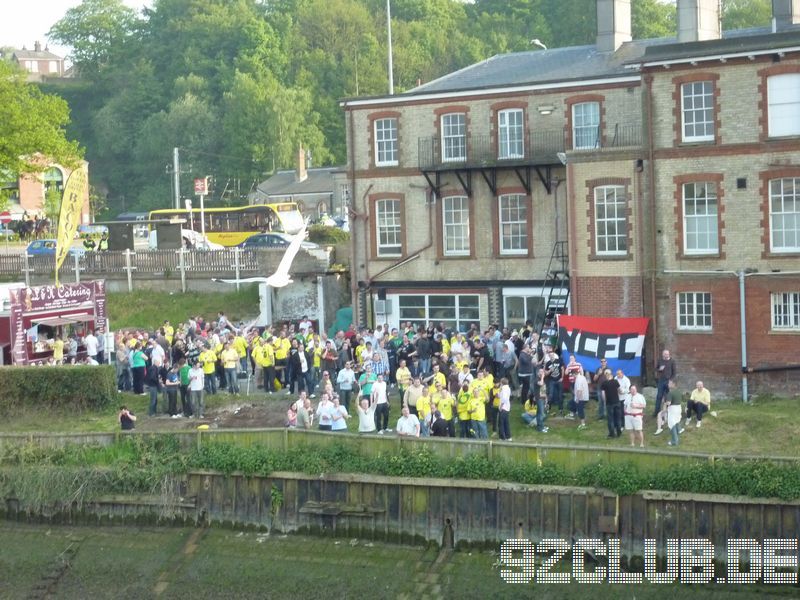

{"left": 440, "top": 338, "right": 451, "bottom": 356}
{"left": 163, "top": 325, "right": 174, "bottom": 345}
{"left": 396, "top": 366, "right": 411, "bottom": 388}
{"left": 221, "top": 348, "right": 239, "bottom": 370}
{"left": 437, "top": 393, "right": 455, "bottom": 421}
{"left": 259, "top": 344, "right": 274, "bottom": 367}
{"left": 457, "top": 390, "right": 473, "bottom": 420}
{"left": 251, "top": 345, "right": 264, "bottom": 366}
{"left": 199, "top": 350, "right": 217, "bottom": 375}
{"left": 52, "top": 339, "right": 64, "bottom": 361}
{"left": 427, "top": 371, "right": 447, "bottom": 393}
{"left": 233, "top": 336, "right": 248, "bottom": 358}
{"left": 312, "top": 346, "right": 323, "bottom": 368}
{"left": 417, "top": 395, "right": 431, "bottom": 421}
{"left": 274, "top": 338, "right": 289, "bottom": 360}
{"left": 470, "top": 395, "right": 486, "bottom": 422}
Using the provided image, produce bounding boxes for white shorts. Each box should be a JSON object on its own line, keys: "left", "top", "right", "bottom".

{"left": 625, "top": 415, "right": 643, "bottom": 431}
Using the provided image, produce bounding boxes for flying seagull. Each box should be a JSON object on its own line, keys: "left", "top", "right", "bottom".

{"left": 213, "top": 221, "right": 308, "bottom": 288}
{"left": 530, "top": 39, "right": 547, "bottom": 50}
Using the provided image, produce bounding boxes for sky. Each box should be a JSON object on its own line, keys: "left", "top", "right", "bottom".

{"left": 0, "top": 0, "right": 151, "bottom": 59}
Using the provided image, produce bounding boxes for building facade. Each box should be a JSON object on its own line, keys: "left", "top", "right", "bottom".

{"left": 342, "top": 0, "right": 800, "bottom": 395}
{"left": 9, "top": 42, "right": 65, "bottom": 82}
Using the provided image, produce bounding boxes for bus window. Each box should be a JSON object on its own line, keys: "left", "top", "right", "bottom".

{"left": 211, "top": 213, "right": 239, "bottom": 232}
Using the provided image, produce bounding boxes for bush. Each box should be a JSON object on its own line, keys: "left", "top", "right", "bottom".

{"left": 0, "top": 365, "right": 116, "bottom": 414}
{"left": 307, "top": 225, "right": 349, "bottom": 244}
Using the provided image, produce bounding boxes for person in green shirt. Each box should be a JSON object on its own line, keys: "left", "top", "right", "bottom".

{"left": 358, "top": 363, "right": 377, "bottom": 401}
{"left": 178, "top": 358, "right": 192, "bottom": 416}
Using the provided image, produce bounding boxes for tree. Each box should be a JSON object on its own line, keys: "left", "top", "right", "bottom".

{"left": 722, "top": 0, "right": 771, "bottom": 30}
{"left": 47, "top": 0, "right": 139, "bottom": 78}
{"left": 0, "top": 61, "right": 82, "bottom": 175}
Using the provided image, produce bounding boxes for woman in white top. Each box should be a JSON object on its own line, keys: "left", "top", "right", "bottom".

{"left": 573, "top": 370, "right": 590, "bottom": 430}
{"left": 330, "top": 396, "right": 350, "bottom": 432}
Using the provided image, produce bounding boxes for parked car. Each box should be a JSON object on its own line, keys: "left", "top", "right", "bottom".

{"left": 0, "top": 224, "right": 14, "bottom": 238}
{"left": 147, "top": 229, "right": 224, "bottom": 251}
{"left": 26, "top": 239, "right": 85, "bottom": 258}
{"left": 238, "top": 232, "right": 318, "bottom": 250}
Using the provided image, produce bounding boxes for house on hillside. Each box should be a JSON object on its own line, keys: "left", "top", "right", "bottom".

{"left": 9, "top": 41, "right": 65, "bottom": 82}
{"left": 250, "top": 148, "right": 348, "bottom": 222}
{"left": 340, "top": 0, "right": 800, "bottom": 395}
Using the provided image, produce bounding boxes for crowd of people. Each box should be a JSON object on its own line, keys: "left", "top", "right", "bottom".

{"left": 106, "top": 312, "right": 709, "bottom": 445}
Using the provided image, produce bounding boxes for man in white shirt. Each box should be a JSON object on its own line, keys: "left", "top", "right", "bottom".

{"left": 615, "top": 369, "right": 631, "bottom": 436}
{"left": 83, "top": 330, "right": 98, "bottom": 362}
{"left": 298, "top": 316, "right": 312, "bottom": 335}
{"left": 396, "top": 405, "right": 420, "bottom": 437}
{"left": 357, "top": 398, "right": 377, "bottom": 433}
{"left": 188, "top": 362, "right": 205, "bottom": 417}
{"left": 625, "top": 384, "right": 646, "bottom": 448}
{"left": 371, "top": 374, "right": 390, "bottom": 433}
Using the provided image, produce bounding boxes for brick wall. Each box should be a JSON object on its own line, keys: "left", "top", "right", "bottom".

{"left": 572, "top": 275, "right": 644, "bottom": 318}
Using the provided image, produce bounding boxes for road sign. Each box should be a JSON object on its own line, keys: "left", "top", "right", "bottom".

{"left": 0, "top": 211, "right": 11, "bottom": 224}
{"left": 194, "top": 178, "right": 207, "bottom": 195}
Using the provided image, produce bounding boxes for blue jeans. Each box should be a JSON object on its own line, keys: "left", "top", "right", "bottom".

{"left": 654, "top": 380, "right": 669, "bottom": 416}
{"left": 670, "top": 424, "right": 680, "bottom": 445}
{"left": 473, "top": 420, "right": 488, "bottom": 439}
{"left": 205, "top": 372, "right": 218, "bottom": 395}
{"left": 225, "top": 368, "right": 239, "bottom": 394}
{"left": 148, "top": 385, "right": 160, "bottom": 416}
{"left": 522, "top": 412, "right": 536, "bottom": 425}
{"left": 459, "top": 419, "right": 472, "bottom": 438}
{"left": 547, "top": 380, "right": 563, "bottom": 412}
{"left": 598, "top": 392, "right": 606, "bottom": 418}
{"left": 419, "top": 358, "right": 431, "bottom": 376}
{"left": 498, "top": 410, "right": 511, "bottom": 440}
{"left": 536, "top": 396, "right": 547, "bottom": 430}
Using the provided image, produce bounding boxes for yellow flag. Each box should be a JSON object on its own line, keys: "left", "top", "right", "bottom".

{"left": 54, "top": 167, "right": 88, "bottom": 287}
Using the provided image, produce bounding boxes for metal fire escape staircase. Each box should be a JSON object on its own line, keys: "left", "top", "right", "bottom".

{"left": 536, "top": 240, "right": 570, "bottom": 338}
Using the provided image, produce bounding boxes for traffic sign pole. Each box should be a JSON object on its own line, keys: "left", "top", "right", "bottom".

{"left": 1, "top": 212, "right": 11, "bottom": 254}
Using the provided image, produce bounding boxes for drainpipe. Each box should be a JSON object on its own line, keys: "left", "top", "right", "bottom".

{"left": 347, "top": 107, "right": 359, "bottom": 321}
{"left": 644, "top": 74, "right": 659, "bottom": 382}
{"left": 738, "top": 270, "right": 748, "bottom": 403}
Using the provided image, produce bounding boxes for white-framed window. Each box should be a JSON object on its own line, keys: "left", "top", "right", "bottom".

{"left": 594, "top": 185, "right": 627, "bottom": 256}
{"left": 26, "top": 60, "right": 38, "bottom": 73}
{"left": 442, "top": 195, "right": 470, "bottom": 256}
{"left": 498, "top": 109, "right": 524, "bottom": 159}
{"left": 681, "top": 81, "right": 714, "bottom": 142}
{"left": 398, "top": 294, "right": 480, "bottom": 332}
{"left": 677, "top": 292, "right": 712, "bottom": 331}
{"left": 683, "top": 182, "right": 718, "bottom": 255}
{"left": 374, "top": 118, "right": 398, "bottom": 166}
{"left": 48, "top": 60, "right": 58, "bottom": 74}
{"left": 441, "top": 113, "right": 466, "bottom": 162}
{"left": 572, "top": 102, "right": 600, "bottom": 149}
{"left": 770, "top": 177, "right": 800, "bottom": 253}
{"left": 375, "top": 198, "right": 402, "bottom": 257}
{"left": 768, "top": 74, "right": 800, "bottom": 138}
{"left": 498, "top": 194, "right": 528, "bottom": 255}
{"left": 771, "top": 292, "right": 800, "bottom": 331}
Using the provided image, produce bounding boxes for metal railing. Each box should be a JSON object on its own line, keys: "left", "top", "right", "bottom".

{"left": 419, "top": 130, "right": 566, "bottom": 169}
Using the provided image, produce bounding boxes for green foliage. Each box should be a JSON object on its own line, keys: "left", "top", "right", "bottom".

{"left": 307, "top": 225, "right": 349, "bottom": 244}
{"left": 0, "top": 366, "right": 116, "bottom": 414}
{"left": 0, "top": 61, "right": 83, "bottom": 176}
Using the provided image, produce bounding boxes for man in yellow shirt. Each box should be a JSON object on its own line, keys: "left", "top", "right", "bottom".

{"left": 163, "top": 320, "right": 174, "bottom": 345}
{"left": 456, "top": 384, "right": 473, "bottom": 438}
{"left": 52, "top": 335, "right": 64, "bottom": 364}
{"left": 274, "top": 333, "right": 290, "bottom": 387}
{"left": 260, "top": 338, "right": 276, "bottom": 394}
{"left": 470, "top": 391, "right": 488, "bottom": 439}
{"left": 198, "top": 344, "right": 218, "bottom": 395}
{"left": 425, "top": 363, "right": 447, "bottom": 393}
{"left": 686, "top": 380, "right": 712, "bottom": 428}
{"left": 436, "top": 386, "right": 455, "bottom": 437}
{"left": 233, "top": 333, "right": 248, "bottom": 373}
{"left": 395, "top": 359, "right": 412, "bottom": 408}
{"left": 220, "top": 342, "right": 240, "bottom": 395}
{"left": 416, "top": 386, "right": 433, "bottom": 436}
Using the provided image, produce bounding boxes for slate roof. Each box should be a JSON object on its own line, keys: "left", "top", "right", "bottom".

{"left": 12, "top": 48, "right": 63, "bottom": 61}
{"left": 254, "top": 167, "right": 339, "bottom": 198}
{"left": 366, "top": 26, "right": 800, "bottom": 99}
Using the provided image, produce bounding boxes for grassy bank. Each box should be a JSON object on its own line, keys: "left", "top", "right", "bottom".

{"left": 106, "top": 285, "right": 259, "bottom": 330}
{"left": 1, "top": 392, "right": 799, "bottom": 459}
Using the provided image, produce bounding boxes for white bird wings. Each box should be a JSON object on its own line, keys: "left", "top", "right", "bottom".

{"left": 213, "top": 276, "right": 270, "bottom": 284}
{"left": 274, "top": 221, "right": 308, "bottom": 278}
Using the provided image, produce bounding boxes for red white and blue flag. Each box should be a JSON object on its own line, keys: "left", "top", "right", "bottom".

{"left": 556, "top": 315, "right": 650, "bottom": 377}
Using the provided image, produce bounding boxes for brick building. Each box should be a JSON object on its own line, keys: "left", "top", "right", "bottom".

{"left": 341, "top": 0, "right": 800, "bottom": 395}
{"left": 9, "top": 42, "right": 65, "bottom": 82}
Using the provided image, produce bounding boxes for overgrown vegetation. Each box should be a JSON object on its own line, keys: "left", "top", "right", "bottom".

{"left": 307, "top": 225, "right": 349, "bottom": 245}
{"left": 2, "top": 437, "right": 800, "bottom": 507}
{"left": 0, "top": 366, "right": 115, "bottom": 414}
{"left": 107, "top": 285, "right": 259, "bottom": 330}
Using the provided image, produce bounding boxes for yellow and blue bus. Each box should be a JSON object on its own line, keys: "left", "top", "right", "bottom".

{"left": 147, "top": 203, "right": 304, "bottom": 247}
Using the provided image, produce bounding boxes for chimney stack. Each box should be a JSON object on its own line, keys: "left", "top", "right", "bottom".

{"left": 295, "top": 145, "right": 308, "bottom": 183}
{"left": 677, "top": 0, "right": 721, "bottom": 43}
{"left": 34, "top": 41, "right": 41, "bottom": 52}
{"left": 773, "top": 0, "right": 800, "bottom": 31}
{"left": 596, "top": 0, "right": 632, "bottom": 53}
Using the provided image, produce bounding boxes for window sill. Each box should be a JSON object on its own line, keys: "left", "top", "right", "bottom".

{"left": 499, "top": 252, "right": 530, "bottom": 258}
{"left": 374, "top": 254, "right": 403, "bottom": 261}
{"left": 765, "top": 252, "right": 800, "bottom": 258}
{"left": 680, "top": 252, "right": 721, "bottom": 259}
{"left": 766, "top": 134, "right": 800, "bottom": 142}
{"left": 675, "top": 329, "right": 714, "bottom": 334}
{"left": 588, "top": 254, "right": 631, "bottom": 262}
{"left": 678, "top": 139, "right": 715, "bottom": 147}
{"left": 769, "top": 329, "right": 800, "bottom": 335}
{"left": 375, "top": 162, "right": 399, "bottom": 168}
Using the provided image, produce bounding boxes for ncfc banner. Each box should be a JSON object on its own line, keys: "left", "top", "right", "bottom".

{"left": 556, "top": 315, "right": 650, "bottom": 377}
{"left": 54, "top": 167, "right": 88, "bottom": 287}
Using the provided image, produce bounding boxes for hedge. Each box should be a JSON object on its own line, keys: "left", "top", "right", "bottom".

{"left": 307, "top": 225, "right": 349, "bottom": 244}
{"left": 0, "top": 365, "right": 116, "bottom": 413}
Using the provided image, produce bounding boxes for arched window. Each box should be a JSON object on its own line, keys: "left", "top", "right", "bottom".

{"left": 43, "top": 167, "right": 64, "bottom": 193}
